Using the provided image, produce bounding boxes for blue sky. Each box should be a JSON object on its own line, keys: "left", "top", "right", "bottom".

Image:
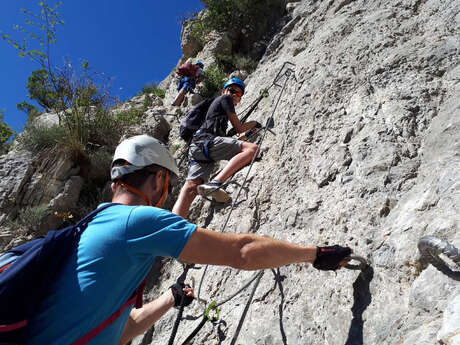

{"left": 0, "top": 0, "right": 204, "bottom": 133}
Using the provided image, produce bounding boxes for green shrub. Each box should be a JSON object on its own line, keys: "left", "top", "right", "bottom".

{"left": 18, "top": 124, "right": 66, "bottom": 153}
{"left": 88, "top": 149, "right": 113, "bottom": 175}
{"left": 141, "top": 83, "right": 166, "bottom": 98}
{"left": 216, "top": 54, "right": 235, "bottom": 73}
{"left": 233, "top": 54, "right": 258, "bottom": 73}
{"left": 14, "top": 204, "right": 48, "bottom": 232}
{"left": 0, "top": 110, "right": 15, "bottom": 153}
{"left": 216, "top": 54, "right": 258, "bottom": 73}
{"left": 200, "top": 63, "right": 227, "bottom": 98}
{"left": 191, "top": 0, "right": 285, "bottom": 54}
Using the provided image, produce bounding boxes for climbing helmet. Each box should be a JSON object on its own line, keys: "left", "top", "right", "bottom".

{"left": 223, "top": 77, "right": 245, "bottom": 95}
{"left": 111, "top": 135, "right": 179, "bottom": 181}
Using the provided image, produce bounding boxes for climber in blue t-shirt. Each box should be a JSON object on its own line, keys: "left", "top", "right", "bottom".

{"left": 25, "top": 135, "right": 353, "bottom": 344}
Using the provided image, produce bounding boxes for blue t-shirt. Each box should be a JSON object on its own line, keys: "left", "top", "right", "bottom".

{"left": 25, "top": 204, "right": 196, "bottom": 345}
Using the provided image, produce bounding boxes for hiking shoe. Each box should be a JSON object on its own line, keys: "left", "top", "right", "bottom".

{"left": 197, "top": 181, "right": 231, "bottom": 203}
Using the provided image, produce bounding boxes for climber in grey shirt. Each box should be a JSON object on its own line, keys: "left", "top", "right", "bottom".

{"left": 173, "top": 77, "right": 261, "bottom": 218}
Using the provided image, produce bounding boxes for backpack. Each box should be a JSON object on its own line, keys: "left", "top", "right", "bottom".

{"left": 0, "top": 203, "right": 145, "bottom": 345}
{"left": 176, "top": 63, "right": 200, "bottom": 78}
{"left": 179, "top": 98, "right": 215, "bottom": 142}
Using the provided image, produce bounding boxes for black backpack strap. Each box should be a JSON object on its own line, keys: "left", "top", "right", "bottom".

{"left": 75, "top": 203, "right": 121, "bottom": 234}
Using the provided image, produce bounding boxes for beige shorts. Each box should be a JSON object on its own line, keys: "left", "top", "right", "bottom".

{"left": 187, "top": 135, "right": 243, "bottom": 181}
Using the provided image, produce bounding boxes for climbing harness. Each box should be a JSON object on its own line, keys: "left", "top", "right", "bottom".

{"left": 195, "top": 63, "right": 295, "bottom": 205}
{"left": 418, "top": 236, "right": 460, "bottom": 281}
{"left": 177, "top": 75, "right": 272, "bottom": 167}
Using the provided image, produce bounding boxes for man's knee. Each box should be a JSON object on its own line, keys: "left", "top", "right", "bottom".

{"left": 242, "top": 142, "right": 258, "bottom": 157}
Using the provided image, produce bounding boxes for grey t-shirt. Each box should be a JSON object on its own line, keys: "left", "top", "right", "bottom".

{"left": 199, "top": 94, "right": 235, "bottom": 137}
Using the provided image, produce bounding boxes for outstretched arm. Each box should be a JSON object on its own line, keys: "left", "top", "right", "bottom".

{"left": 178, "top": 228, "right": 318, "bottom": 270}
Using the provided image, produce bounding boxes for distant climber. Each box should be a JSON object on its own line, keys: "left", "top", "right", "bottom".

{"left": 172, "top": 61, "right": 204, "bottom": 107}
{"left": 14, "top": 134, "right": 352, "bottom": 344}
{"left": 172, "top": 78, "right": 262, "bottom": 218}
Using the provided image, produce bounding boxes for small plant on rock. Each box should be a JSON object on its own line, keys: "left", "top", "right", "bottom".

{"left": 141, "top": 82, "right": 166, "bottom": 99}
{"left": 200, "top": 63, "right": 226, "bottom": 98}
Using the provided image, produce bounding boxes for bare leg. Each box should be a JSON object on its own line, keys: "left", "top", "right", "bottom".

{"left": 214, "top": 142, "right": 258, "bottom": 183}
{"left": 172, "top": 178, "right": 202, "bottom": 218}
{"left": 172, "top": 89, "right": 187, "bottom": 106}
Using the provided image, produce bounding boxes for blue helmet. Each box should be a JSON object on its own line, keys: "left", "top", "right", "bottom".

{"left": 223, "top": 77, "right": 245, "bottom": 95}
{"left": 195, "top": 61, "right": 204, "bottom": 69}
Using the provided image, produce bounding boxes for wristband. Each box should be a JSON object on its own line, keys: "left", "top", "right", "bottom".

{"left": 313, "top": 245, "right": 352, "bottom": 271}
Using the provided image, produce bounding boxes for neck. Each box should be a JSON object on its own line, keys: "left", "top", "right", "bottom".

{"left": 112, "top": 193, "right": 149, "bottom": 206}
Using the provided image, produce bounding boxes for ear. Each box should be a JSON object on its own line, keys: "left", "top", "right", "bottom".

{"left": 111, "top": 182, "right": 116, "bottom": 194}
{"left": 153, "top": 170, "right": 164, "bottom": 192}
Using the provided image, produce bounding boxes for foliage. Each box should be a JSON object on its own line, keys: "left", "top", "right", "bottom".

{"left": 192, "top": 0, "right": 285, "bottom": 54}
{"left": 17, "top": 123, "right": 66, "bottom": 153}
{"left": 25, "top": 69, "right": 59, "bottom": 111}
{"left": 12, "top": 204, "right": 49, "bottom": 233}
{"left": 17, "top": 101, "right": 40, "bottom": 124}
{"left": 3, "top": 2, "right": 144, "bottom": 161}
{"left": 18, "top": 106, "right": 144, "bottom": 156}
{"left": 141, "top": 82, "right": 166, "bottom": 98}
{"left": 0, "top": 1, "right": 64, "bottom": 65}
{"left": 233, "top": 54, "right": 258, "bottom": 72}
{"left": 216, "top": 54, "right": 258, "bottom": 73}
{"left": 199, "top": 63, "right": 227, "bottom": 98}
{"left": 0, "top": 110, "right": 15, "bottom": 151}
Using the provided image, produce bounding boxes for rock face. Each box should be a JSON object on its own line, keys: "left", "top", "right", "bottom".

{"left": 1, "top": 1, "right": 459, "bottom": 344}
{"left": 134, "top": 1, "right": 460, "bottom": 344}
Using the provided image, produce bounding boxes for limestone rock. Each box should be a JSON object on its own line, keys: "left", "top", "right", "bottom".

{"left": 141, "top": 1, "right": 460, "bottom": 344}
{"left": 438, "top": 295, "right": 460, "bottom": 345}
{"left": 180, "top": 19, "right": 203, "bottom": 59}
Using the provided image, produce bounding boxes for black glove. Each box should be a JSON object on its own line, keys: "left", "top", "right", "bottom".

{"left": 170, "top": 282, "right": 194, "bottom": 308}
{"left": 254, "top": 121, "right": 262, "bottom": 128}
{"left": 313, "top": 245, "right": 352, "bottom": 271}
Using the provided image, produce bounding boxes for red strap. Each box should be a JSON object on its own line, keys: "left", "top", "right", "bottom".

{"left": 135, "top": 279, "right": 146, "bottom": 308}
{"left": 0, "top": 320, "right": 27, "bottom": 332}
{"left": 71, "top": 296, "right": 136, "bottom": 345}
{"left": 0, "top": 264, "right": 11, "bottom": 273}
{"left": 72, "top": 279, "right": 146, "bottom": 345}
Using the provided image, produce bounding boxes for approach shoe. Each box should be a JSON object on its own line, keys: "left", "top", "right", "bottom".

{"left": 197, "top": 181, "right": 231, "bottom": 204}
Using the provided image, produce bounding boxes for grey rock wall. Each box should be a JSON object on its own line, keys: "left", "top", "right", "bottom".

{"left": 136, "top": 0, "right": 460, "bottom": 344}
{"left": 1, "top": 0, "right": 458, "bottom": 343}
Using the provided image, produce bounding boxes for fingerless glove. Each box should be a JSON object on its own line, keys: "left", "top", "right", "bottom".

{"left": 313, "top": 245, "right": 352, "bottom": 271}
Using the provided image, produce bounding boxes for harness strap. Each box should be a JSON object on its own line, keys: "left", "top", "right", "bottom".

{"left": 0, "top": 264, "right": 11, "bottom": 273}
{"left": 116, "top": 180, "right": 152, "bottom": 206}
{"left": 202, "top": 137, "right": 213, "bottom": 162}
{"left": 72, "top": 279, "right": 146, "bottom": 345}
{"left": 0, "top": 320, "right": 27, "bottom": 332}
{"left": 115, "top": 172, "right": 169, "bottom": 208}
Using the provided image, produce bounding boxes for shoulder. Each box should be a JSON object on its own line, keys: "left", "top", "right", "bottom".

{"left": 127, "top": 205, "right": 171, "bottom": 224}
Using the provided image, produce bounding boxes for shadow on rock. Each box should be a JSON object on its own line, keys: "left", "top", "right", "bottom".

{"left": 344, "top": 265, "right": 374, "bottom": 345}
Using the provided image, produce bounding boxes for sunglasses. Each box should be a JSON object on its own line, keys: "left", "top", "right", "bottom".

{"left": 227, "top": 88, "right": 243, "bottom": 98}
